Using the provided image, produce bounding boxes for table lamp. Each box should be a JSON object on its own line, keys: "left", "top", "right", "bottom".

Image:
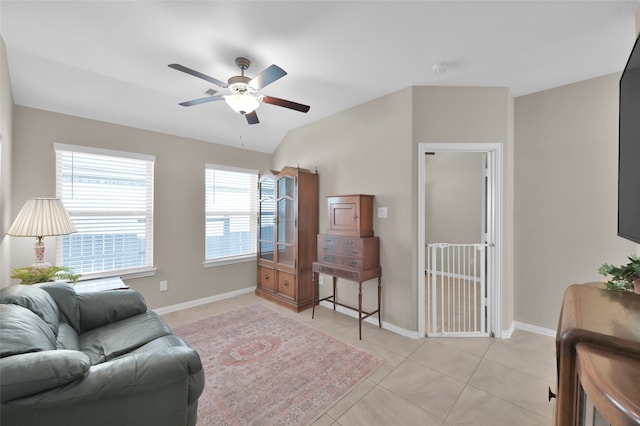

{"left": 7, "top": 198, "right": 77, "bottom": 268}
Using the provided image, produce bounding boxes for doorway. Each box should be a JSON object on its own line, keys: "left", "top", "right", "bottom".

{"left": 417, "top": 143, "right": 503, "bottom": 338}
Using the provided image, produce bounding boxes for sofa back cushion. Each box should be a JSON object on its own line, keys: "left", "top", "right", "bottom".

{"left": 0, "top": 285, "right": 59, "bottom": 336}
{"left": 56, "top": 322, "right": 80, "bottom": 350}
{"left": 77, "top": 290, "right": 147, "bottom": 332}
{"left": 37, "top": 282, "right": 81, "bottom": 333}
{"left": 0, "top": 304, "right": 56, "bottom": 357}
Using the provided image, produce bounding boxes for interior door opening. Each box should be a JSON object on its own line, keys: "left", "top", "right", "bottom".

{"left": 418, "top": 143, "right": 502, "bottom": 338}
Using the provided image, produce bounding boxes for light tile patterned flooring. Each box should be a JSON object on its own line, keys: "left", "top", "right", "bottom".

{"left": 162, "top": 292, "right": 556, "bottom": 426}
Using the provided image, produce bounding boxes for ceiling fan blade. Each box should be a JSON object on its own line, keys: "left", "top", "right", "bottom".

{"left": 262, "top": 96, "right": 310, "bottom": 113}
{"left": 168, "top": 64, "right": 227, "bottom": 88}
{"left": 245, "top": 111, "right": 259, "bottom": 125}
{"left": 249, "top": 64, "right": 287, "bottom": 90}
{"left": 179, "top": 95, "right": 224, "bottom": 107}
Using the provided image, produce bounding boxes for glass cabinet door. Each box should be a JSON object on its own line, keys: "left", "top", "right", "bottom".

{"left": 258, "top": 175, "right": 275, "bottom": 262}
{"left": 276, "top": 175, "right": 295, "bottom": 267}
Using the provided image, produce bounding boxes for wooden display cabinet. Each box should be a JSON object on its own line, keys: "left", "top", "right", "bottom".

{"left": 256, "top": 166, "right": 319, "bottom": 312}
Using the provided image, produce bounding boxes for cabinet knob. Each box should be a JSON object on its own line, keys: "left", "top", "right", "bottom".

{"left": 264, "top": 274, "right": 270, "bottom": 280}
{"left": 283, "top": 280, "right": 289, "bottom": 287}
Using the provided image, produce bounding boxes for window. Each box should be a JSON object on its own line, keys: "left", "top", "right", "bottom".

{"left": 55, "top": 143, "right": 155, "bottom": 278}
{"left": 205, "top": 164, "right": 258, "bottom": 265}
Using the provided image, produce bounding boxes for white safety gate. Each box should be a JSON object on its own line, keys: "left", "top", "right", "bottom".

{"left": 426, "top": 243, "right": 489, "bottom": 337}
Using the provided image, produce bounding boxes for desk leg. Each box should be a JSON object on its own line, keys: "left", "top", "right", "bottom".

{"left": 332, "top": 276, "right": 337, "bottom": 311}
{"left": 312, "top": 271, "right": 318, "bottom": 319}
{"left": 377, "top": 276, "right": 382, "bottom": 328}
{"left": 358, "top": 281, "right": 363, "bottom": 340}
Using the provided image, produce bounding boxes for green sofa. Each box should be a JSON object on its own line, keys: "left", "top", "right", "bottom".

{"left": 0, "top": 283, "right": 204, "bottom": 426}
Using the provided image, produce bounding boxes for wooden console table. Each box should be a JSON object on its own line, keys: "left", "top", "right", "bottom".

{"left": 555, "top": 282, "right": 640, "bottom": 425}
{"left": 312, "top": 261, "right": 381, "bottom": 340}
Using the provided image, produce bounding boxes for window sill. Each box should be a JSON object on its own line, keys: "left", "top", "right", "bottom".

{"left": 77, "top": 267, "right": 157, "bottom": 282}
{"left": 203, "top": 255, "right": 256, "bottom": 268}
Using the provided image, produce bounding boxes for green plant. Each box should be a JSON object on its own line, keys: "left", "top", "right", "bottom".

{"left": 11, "top": 266, "right": 81, "bottom": 285}
{"left": 598, "top": 255, "right": 640, "bottom": 292}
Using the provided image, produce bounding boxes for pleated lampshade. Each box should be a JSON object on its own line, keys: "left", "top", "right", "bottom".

{"left": 7, "top": 198, "right": 77, "bottom": 237}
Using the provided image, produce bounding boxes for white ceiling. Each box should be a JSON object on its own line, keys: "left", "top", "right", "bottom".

{"left": 1, "top": 1, "right": 638, "bottom": 153}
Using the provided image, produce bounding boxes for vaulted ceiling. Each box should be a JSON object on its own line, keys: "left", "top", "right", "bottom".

{"left": 1, "top": 1, "right": 638, "bottom": 153}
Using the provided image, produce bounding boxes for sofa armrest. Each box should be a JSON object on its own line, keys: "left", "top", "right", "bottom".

{"left": 0, "top": 350, "right": 91, "bottom": 402}
{"left": 77, "top": 290, "right": 147, "bottom": 332}
{"left": 4, "top": 345, "right": 204, "bottom": 408}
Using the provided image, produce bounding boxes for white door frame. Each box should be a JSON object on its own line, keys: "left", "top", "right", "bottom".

{"left": 418, "top": 143, "right": 503, "bottom": 338}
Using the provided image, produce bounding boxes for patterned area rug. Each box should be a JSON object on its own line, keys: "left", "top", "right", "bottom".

{"left": 173, "top": 304, "right": 383, "bottom": 425}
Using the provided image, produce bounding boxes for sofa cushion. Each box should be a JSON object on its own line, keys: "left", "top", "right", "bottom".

{"left": 0, "top": 304, "right": 56, "bottom": 357}
{"left": 0, "top": 350, "right": 91, "bottom": 402}
{"left": 0, "top": 285, "right": 59, "bottom": 336}
{"left": 56, "top": 322, "right": 80, "bottom": 350}
{"left": 129, "top": 335, "right": 205, "bottom": 406}
{"left": 79, "top": 311, "right": 172, "bottom": 365}
{"left": 37, "top": 282, "right": 81, "bottom": 333}
{"left": 77, "top": 290, "right": 147, "bottom": 332}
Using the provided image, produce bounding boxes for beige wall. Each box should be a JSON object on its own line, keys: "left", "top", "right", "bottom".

{"left": 425, "top": 151, "right": 484, "bottom": 245}
{"left": 9, "top": 106, "right": 271, "bottom": 309}
{"left": 514, "top": 73, "right": 636, "bottom": 330}
{"left": 275, "top": 88, "right": 414, "bottom": 329}
{"left": 0, "top": 35, "right": 14, "bottom": 285}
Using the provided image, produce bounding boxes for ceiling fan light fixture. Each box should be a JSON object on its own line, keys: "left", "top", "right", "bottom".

{"left": 224, "top": 93, "right": 260, "bottom": 115}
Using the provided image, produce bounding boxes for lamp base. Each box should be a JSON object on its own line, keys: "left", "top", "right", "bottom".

{"left": 31, "top": 260, "right": 52, "bottom": 269}
{"left": 32, "top": 236, "right": 51, "bottom": 269}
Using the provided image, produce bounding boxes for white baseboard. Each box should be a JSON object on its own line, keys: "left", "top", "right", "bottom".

{"left": 153, "top": 286, "right": 256, "bottom": 315}
{"left": 501, "top": 321, "right": 515, "bottom": 339}
{"left": 513, "top": 321, "right": 556, "bottom": 337}
{"left": 318, "top": 300, "right": 421, "bottom": 339}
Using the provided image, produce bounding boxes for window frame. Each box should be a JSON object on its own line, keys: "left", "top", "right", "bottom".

{"left": 203, "top": 163, "right": 259, "bottom": 268}
{"left": 54, "top": 143, "right": 156, "bottom": 280}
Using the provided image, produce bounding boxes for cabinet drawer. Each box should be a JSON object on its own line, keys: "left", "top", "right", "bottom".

{"left": 319, "top": 244, "right": 364, "bottom": 257}
{"left": 313, "top": 263, "right": 362, "bottom": 281}
{"left": 318, "top": 235, "right": 363, "bottom": 251}
{"left": 277, "top": 271, "right": 295, "bottom": 300}
{"left": 318, "top": 253, "right": 363, "bottom": 269}
{"left": 258, "top": 267, "right": 275, "bottom": 292}
{"left": 317, "top": 235, "right": 380, "bottom": 270}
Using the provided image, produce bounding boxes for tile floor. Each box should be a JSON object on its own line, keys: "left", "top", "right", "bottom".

{"left": 162, "top": 292, "right": 556, "bottom": 426}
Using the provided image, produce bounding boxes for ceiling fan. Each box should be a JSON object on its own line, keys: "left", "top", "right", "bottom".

{"left": 168, "top": 57, "right": 310, "bottom": 125}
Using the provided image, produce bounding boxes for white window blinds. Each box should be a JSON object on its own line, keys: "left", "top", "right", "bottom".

{"left": 205, "top": 165, "right": 258, "bottom": 262}
{"left": 55, "top": 143, "right": 155, "bottom": 276}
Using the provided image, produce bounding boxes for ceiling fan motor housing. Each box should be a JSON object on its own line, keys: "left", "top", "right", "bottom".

{"left": 227, "top": 75, "right": 254, "bottom": 93}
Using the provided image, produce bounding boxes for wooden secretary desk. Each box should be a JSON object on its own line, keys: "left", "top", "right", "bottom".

{"left": 312, "top": 194, "right": 382, "bottom": 339}
{"left": 555, "top": 283, "right": 640, "bottom": 425}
